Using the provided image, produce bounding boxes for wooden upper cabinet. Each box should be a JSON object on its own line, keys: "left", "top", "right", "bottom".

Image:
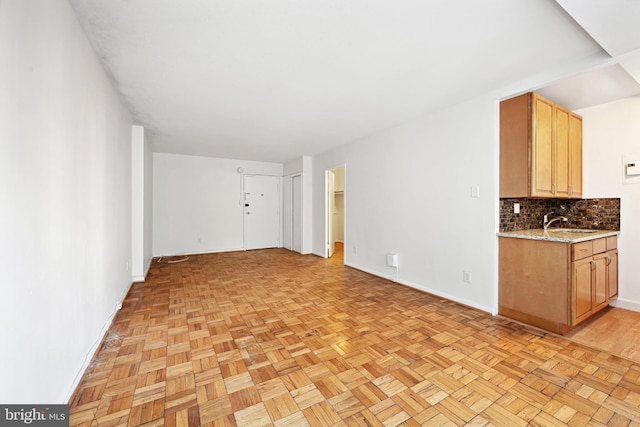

{"left": 532, "top": 95, "right": 555, "bottom": 197}
{"left": 500, "top": 92, "right": 583, "bottom": 198}
{"left": 569, "top": 112, "right": 583, "bottom": 197}
{"left": 554, "top": 104, "right": 571, "bottom": 198}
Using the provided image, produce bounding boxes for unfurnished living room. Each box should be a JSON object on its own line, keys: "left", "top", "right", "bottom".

{"left": 2, "top": 1, "right": 640, "bottom": 426}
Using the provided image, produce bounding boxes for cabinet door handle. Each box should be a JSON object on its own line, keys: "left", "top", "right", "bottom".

{"left": 590, "top": 260, "right": 596, "bottom": 270}
{"left": 606, "top": 256, "right": 612, "bottom": 265}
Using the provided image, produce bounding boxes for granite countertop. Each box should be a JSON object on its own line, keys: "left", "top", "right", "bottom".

{"left": 497, "top": 228, "right": 620, "bottom": 243}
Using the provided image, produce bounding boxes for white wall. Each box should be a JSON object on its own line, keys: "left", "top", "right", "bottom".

{"left": 333, "top": 166, "right": 345, "bottom": 192}
{"left": 284, "top": 157, "right": 304, "bottom": 176}
{"left": 0, "top": 0, "right": 133, "bottom": 403}
{"left": 334, "top": 193, "right": 345, "bottom": 243}
{"left": 144, "top": 131, "right": 154, "bottom": 272}
{"left": 577, "top": 96, "right": 640, "bottom": 310}
{"left": 153, "top": 153, "right": 282, "bottom": 256}
{"left": 313, "top": 95, "right": 499, "bottom": 313}
{"left": 132, "top": 125, "right": 153, "bottom": 281}
{"left": 282, "top": 156, "right": 313, "bottom": 254}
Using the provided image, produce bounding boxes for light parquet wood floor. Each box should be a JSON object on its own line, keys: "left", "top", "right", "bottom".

{"left": 565, "top": 307, "right": 640, "bottom": 365}
{"left": 70, "top": 248, "right": 640, "bottom": 426}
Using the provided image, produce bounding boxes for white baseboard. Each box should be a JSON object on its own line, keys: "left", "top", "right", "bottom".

{"left": 610, "top": 298, "right": 640, "bottom": 312}
{"left": 132, "top": 257, "right": 154, "bottom": 282}
{"left": 65, "top": 280, "right": 133, "bottom": 403}
{"left": 143, "top": 256, "right": 153, "bottom": 278}
{"left": 154, "top": 247, "right": 245, "bottom": 258}
{"left": 344, "top": 262, "right": 493, "bottom": 315}
{"left": 395, "top": 277, "right": 494, "bottom": 314}
{"left": 345, "top": 262, "right": 395, "bottom": 281}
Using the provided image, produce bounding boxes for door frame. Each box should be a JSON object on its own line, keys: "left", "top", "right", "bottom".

{"left": 325, "top": 169, "right": 335, "bottom": 258}
{"left": 324, "top": 165, "right": 346, "bottom": 260}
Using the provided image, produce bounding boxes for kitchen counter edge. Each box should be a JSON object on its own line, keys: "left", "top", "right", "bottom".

{"left": 497, "top": 229, "right": 620, "bottom": 243}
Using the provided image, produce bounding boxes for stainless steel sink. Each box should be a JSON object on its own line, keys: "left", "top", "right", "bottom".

{"left": 546, "top": 228, "right": 597, "bottom": 234}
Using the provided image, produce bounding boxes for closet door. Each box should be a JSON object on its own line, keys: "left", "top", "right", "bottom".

{"left": 292, "top": 175, "right": 302, "bottom": 253}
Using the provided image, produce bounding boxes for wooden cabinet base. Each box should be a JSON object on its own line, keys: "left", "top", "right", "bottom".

{"left": 499, "top": 306, "right": 574, "bottom": 335}
{"left": 499, "top": 235, "right": 618, "bottom": 336}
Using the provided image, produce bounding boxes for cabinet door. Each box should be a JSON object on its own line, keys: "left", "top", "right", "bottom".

{"left": 573, "top": 257, "right": 593, "bottom": 324}
{"left": 592, "top": 254, "right": 608, "bottom": 311}
{"left": 606, "top": 249, "right": 618, "bottom": 299}
{"left": 569, "top": 113, "right": 583, "bottom": 197}
{"left": 531, "top": 95, "right": 555, "bottom": 197}
{"left": 555, "top": 105, "right": 571, "bottom": 198}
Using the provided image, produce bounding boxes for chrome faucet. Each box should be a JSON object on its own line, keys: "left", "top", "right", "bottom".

{"left": 543, "top": 212, "right": 568, "bottom": 230}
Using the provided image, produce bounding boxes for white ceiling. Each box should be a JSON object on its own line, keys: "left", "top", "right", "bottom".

{"left": 69, "top": 0, "right": 640, "bottom": 163}
{"left": 537, "top": 0, "right": 640, "bottom": 110}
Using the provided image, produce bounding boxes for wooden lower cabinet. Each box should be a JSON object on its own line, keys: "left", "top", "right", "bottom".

{"left": 573, "top": 256, "right": 594, "bottom": 323}
{"left": 607, "top": 250, "right": 619, "bottom": 299}
{"left": 573, "top": 253, "right": 612, "bottom": 324}
{"left": 499, "top": 236, "right": 618, "bottom": 334}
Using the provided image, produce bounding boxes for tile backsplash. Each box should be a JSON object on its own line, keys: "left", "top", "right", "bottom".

{"left": 500, "top": 198, "right": 620, "bottom": 232}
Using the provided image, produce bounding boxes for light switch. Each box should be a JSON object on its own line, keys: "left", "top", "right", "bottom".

{"left": 471, "top": 186, "right": 480, "bottom": 198}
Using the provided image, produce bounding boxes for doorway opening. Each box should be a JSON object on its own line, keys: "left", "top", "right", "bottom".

{"left": 325, "top": 166, "right": 345, "bottom": 262}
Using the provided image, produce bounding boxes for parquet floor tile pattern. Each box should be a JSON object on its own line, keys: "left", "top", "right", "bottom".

{"left": 70, "top": 248, "right": 640, "bottom": 426}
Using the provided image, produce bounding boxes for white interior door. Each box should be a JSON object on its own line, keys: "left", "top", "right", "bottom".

{"left": 326, "top": 170, "right": 335, "bottom": 258}
{"left": 244, "top": 175, "right": 280, "bottom": 250}
{"left": 292, "top": 175, "right": 302, "bottom": 253}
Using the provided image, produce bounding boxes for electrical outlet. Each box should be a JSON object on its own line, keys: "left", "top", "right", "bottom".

{"left": 514, "top": 202, "right": 520, "bottom": 214}
{"left": 463, "top": 271, "right": 472, "bottom": 283}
